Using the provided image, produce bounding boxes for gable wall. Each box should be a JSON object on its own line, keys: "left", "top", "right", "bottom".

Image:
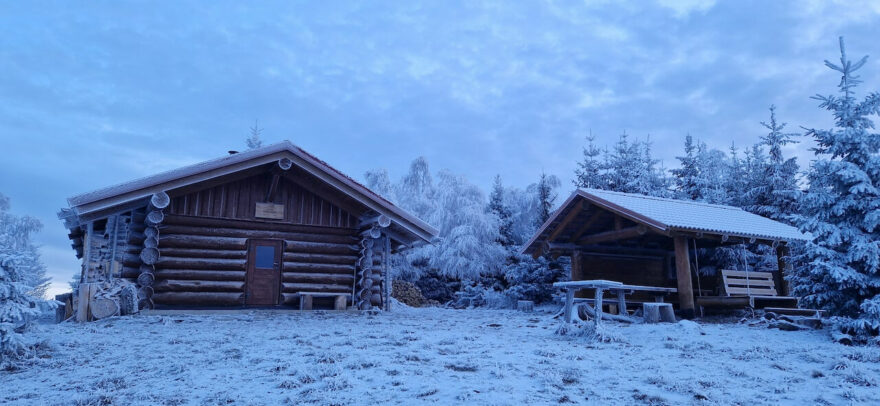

{"left": 166, "top": 173, "right": 358, "bottom": 228}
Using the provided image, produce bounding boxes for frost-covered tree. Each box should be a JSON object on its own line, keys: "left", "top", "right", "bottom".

{"left": 604, "top": 133, "right": 670, "bottom": 197}
{"left": 504, "top": 184, "right": 541, "bottom": 246}
{"left": 672, "top": 135, "right": 700, "bottom": 200}
{"left": 1, "top": 193, "right": 53, "bottom": 367}
{"left": 535, "top": 172, "right": 560, "bottom": 227}
{"left": 415, "top": 171, "right": 506, "bottom": 281}
{"left": 246, "top": 120, "right": 264, "bottom": 149}
{"left": 488, "top": 175, "right": 515, "bottom": 248}
{"left": 791, "top": 38, "right": 880, "bottom": 338}
{"left": 574, "top": 131, "right": 604, "bottom": 189}
{"left": 746, "top": 106, "right": 800, "bottom": 223}
{"left": 396, "top": 157, "right": 436, "bottom": 221}
{"left": 724, "top": 143, "right": 749, "bottom": 207}
{"left": 364, "top": 168, "right": 395, "bottom": 203}
{"left": 694, "top": 143, "right": 729, "bottom": 204}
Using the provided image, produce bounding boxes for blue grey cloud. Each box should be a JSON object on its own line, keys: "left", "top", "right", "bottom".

{"left": 0, "top": 0, "right": 878, "bottom": 295}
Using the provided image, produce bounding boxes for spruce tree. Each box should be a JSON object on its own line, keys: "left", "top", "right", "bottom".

{"left": 246, "top": 120, "right": 264, "bottom": 149}
{"left": 672, "top": 134, "right": 700, "bottom": 200}
{"left": 573, "top": 131, "right": 604, "bottom": 189}
{"left": 724, "top": 142, "right": 748, "bottom": 207}
{"left": 0, "top": 193, "right": 53, "bottom": 367}
{"left": 488, "top": 175, "right": 515, "bottom": 248}
{"left": 746, "top": 106, "right": 800, "bottom": 223}
{"left": 792, "top": 37, "right": 880, "bottom": 338}
{"left": 535, "top": 172, "right": 559, "bottom": 227}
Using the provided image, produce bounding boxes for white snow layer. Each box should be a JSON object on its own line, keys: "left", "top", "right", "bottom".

{"left": 3, "top": 308, "right": 879, "bottom": 405}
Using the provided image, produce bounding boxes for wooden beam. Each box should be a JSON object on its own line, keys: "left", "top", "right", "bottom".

{"left": 570, "top": 251, "right": 583, "bottom": 291}
{"left": 265, "top": 171, "right": 281, "bottom": 202}
{"left": 775, "top": 244, "right": 791, "bottom": 296}
{"left": 673, "top": 236, "right": 695, "bottom": 319}
{"left": 569, "top": 209, "right": 604, "bottom": 242}
{"left": 546, "top": 200, "right": 585, "bottom": 243}
{"left": 577, "top": 225, "right": 648, "bottom": 245}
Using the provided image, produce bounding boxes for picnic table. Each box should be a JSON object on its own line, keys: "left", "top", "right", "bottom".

{"left": 554, "top": 280, "right": 677, "bottom": 325}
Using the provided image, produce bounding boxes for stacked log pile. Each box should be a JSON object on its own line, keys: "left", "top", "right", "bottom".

{"left": 392, "top": 280, "right": 426, "bottom": 307}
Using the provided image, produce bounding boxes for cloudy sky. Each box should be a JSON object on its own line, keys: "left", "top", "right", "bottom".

{"left": 1, "top": 0, "right": 879, "bottom": 297}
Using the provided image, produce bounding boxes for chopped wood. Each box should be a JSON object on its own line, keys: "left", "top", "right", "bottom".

{"left": 90, "top": 297, "right": 119, "bottom": 320}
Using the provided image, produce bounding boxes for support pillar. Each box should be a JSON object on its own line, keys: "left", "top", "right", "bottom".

{"left": 673, "top": 236, "right": 695, "bottom": 319}
{"left": 571, "top": 251, "right": 584, "bottom": 298}
{"left": 775, "top": 244, "right": 791, "bottom": 296}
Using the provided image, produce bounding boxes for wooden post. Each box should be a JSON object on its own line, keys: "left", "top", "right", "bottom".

{"left": 83, "top": 222, "right": 93, "bottom": 283}
{"left": 594, "top": 287, "right": 604, "bottom": 328}
{"left": 571, "top": 251, "right": 583, "bottom": 299}
{"left": 300, "top": 295, "right": 313, "bottom": 311}
{"left": 616, "top": 289, "right": 627, "bottom": 316}
{"left": 673, "top": 236, "right": 695, "bottom": 319}
{"left": 383, "top": 234, "right": 391, "bottom": 311}
{"left": 564, "top": 288, "right": 574, "bottom": 323}
{"left": 776, "top": 244, "right": 792, "bottom": 296}
{"left": 334, "top": 295, "right": 346, "bottom": 310}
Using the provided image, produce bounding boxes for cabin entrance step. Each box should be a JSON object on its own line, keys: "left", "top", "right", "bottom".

{"left": 296, "top": 292, "right": 349, "bottom": 311}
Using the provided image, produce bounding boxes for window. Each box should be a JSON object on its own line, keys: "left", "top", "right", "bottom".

{"left": 254, "top": 245, "right": 275, "bottom": 269}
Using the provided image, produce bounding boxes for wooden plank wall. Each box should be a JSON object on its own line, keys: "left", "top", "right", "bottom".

{"left": 166, "top": 174, "right": 357, "bottom": 228}
{"left": 574, "top": 253, "right": 672, "bottom": 301}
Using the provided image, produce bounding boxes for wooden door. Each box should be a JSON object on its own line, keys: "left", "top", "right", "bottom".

{"left": 246, "top": 239, "right": 282, "bottom": 306}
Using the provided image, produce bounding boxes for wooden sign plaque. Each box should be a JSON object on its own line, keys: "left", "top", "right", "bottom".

{"left": 255, "top": 202, "right": 285, "bottom": 220}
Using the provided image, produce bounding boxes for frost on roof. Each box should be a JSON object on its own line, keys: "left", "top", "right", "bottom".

{"left": 581, "top": 188, "right": 809, "bottom": 241}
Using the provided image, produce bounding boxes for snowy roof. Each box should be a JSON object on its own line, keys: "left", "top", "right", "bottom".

{"left": 63, "top": 141, "right": 438, "bottom": 244}
{"left": 578, "top": 189, "right": 808, "bottom": 241}
{"left": 521, "top": 189, "right": 808, "bottom": 255}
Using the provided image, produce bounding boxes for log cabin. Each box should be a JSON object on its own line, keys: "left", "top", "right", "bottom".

{"left": 58, "top": 141, "right": 437, "bottom": 314}
{"left": 520, "top": 189, "right": 809, "bottom": 318}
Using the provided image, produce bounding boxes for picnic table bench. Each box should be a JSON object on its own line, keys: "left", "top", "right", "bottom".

{"left": 554, "top": 280, "right": 677, "bottom": 324}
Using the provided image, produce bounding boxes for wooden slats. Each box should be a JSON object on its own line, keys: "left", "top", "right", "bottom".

{"left": 165, "top": 172, "right": 358, "bottom": 228}
{"left": 725, "top": 287, "right": 778, "bottom": 296}
{"left": 721, "top": 269, "right": 779, "bottom": 297}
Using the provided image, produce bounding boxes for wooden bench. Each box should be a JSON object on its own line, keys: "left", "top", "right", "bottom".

{"left": 720, "top": 269, "right": 798, "bottom": 309}
{"left": 294, "top": 292, "right": 350, "bottom": 311}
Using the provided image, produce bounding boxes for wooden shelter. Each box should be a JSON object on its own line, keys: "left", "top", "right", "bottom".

{"left": 520, "top": 189, "right": 809, "bottom": 318}
{"left": 59, "top": 141, "right": 437, "bottom": 314}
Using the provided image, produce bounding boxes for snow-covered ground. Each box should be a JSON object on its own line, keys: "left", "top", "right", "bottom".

{"left": 4, "top": 307, "right": 880, "bottom": 405}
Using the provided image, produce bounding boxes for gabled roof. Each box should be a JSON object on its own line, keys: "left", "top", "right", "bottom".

{"left": 521, "top": 189, "right": 808, "bottom": 255}
{"left": 63, "top": 141, "right": 438, "bottom": 244}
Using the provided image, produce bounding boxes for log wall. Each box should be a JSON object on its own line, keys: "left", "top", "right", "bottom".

{"left": 151, "top": 215, "right": 385, "bottom": 307}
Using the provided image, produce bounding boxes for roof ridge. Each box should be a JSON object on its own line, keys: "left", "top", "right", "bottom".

{"left": 580, "top": 188, "right": 744, "bottom": 211}
{"left": 69, "top": 141, "right": 297, "bottom": 205}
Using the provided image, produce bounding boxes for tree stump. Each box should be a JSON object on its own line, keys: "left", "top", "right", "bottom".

{"left": 517, "top": 300, "right": 534, "bottom": 312}
{"left": 119, "top": 284, "right": 139, "bottom": 315}
{"left": 643, "top": 302, "right": 676, "bottom": 323}
{"left": 334, "top": 295, "right": 347, "bottom": 310}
